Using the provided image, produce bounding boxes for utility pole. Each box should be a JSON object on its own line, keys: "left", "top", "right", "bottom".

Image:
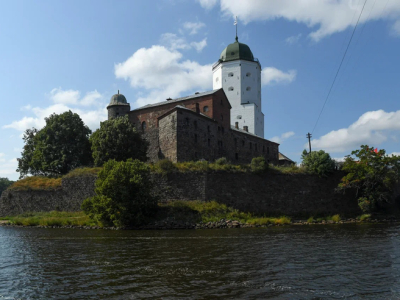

{"left": 306, "top": 133, "right": 312, "bottom": 153}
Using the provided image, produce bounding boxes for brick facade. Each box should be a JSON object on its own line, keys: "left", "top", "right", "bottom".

{"left": 120, "top": 89, "right": 279, "bottom": 164}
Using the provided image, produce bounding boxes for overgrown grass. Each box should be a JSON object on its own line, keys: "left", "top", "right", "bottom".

{"left": 63, "top": 167, "right": 103, "bottom": 178}
{"left": 358, "top": 214, "right": 371, "bottom": 221}
{"left": 2, "top": 211, "right": 99, "bottom": 227}
{"left": 269, "top": 164, "right": 309, "bottom": 175}
{"left": 158, "top": 200, "right": 291, "bottom": 225}
{"left": 10, "top": 176, "right": 62, "bottom": 191}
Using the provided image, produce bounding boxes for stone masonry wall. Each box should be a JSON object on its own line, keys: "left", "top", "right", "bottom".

{"left": 0, "top": 175, "right": 96, "bottom": 217}
{"left": 0, "top": 171, "right": 378, "bottom": 218}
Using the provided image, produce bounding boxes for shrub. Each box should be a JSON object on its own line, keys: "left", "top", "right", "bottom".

{"left": 301, "top": 150, "right": 335, "bottom": 177}
{"left": 154, "top": 159, "right": 176, "bottom": 173}
{"left": 82, "top": 159, "right": 157, "bottom": 227}
{"left": 215, "top": 157, "right": 228, "bottom": 165}
{"left": 331, "top": 214, "right": 341, "bottom": 222}
{"left": 251, "top": 156, "right": 268, "bottom": 174}
{"left": 10, "top": 176, "right": 62, "bottom": 191}
{"left": 307, "top": 216, "right": 315, "bottom": 223}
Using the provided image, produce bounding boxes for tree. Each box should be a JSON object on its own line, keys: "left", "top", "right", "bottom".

{"left": 338, "top": 145, "right": 400, "bottom": 213}
{"left": 301, "top": 149, "right": 335, "bottom": 177}
{"left": 17, "top": 111, "right": 92, "bottom": 178}
{"left": 251, "top": 156, "right": 268, "bottom": 173}
{"left": 0, "top": 178, "right": 14, "bottom": 197}
{"left": 90, "top": 116, "right": 148, "bottom": 167}
{"left": 81, "top": 159, "right": 157, "bottom": 227}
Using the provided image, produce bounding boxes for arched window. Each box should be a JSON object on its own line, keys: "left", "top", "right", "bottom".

{"left": 246, "top": 87, "right": 251, "bottom": 91}
{"left": 203, "top": 106, "right": 209, "bottom": 112}
{"left": 228, "top": 72, "right": 234, "bottom": 77}
{"left": 141, "top": 121, "right": 146, "bottom": 132}
{"left": 228, "top": 87, "right": 234, "bottom": 91}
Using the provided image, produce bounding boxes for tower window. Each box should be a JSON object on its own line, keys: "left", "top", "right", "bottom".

{"left": 237, "top": 115, "right": 242, "bottom": 119}
{"left": 246, "top": 72, "right": 251, "bottom": 77}
{"left": 203, "top": 106, "right": 209, "bottom": 112}
{"left": 141, "top": 121, "right": 146, "bottom": 132}
{"left": 228, "top": 72, "right": 234, "bottom": 77}
{"left": 215, "top": 77, "right": 219, "bottom": 82}
{"left": 246, "top": 87, "right": 251, "bottom": 91}
{"left": 230, "top": 52, "right": 235, "bottom": 55}
{"left": 228, "top": 87, "right": 234, "bottom": 91}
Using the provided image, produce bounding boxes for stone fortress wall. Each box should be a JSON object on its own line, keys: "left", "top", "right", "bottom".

{"left": 0, "top": 171, "right": 367, "bottom": 218}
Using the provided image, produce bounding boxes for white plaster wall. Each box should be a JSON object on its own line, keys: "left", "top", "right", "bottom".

{"left": 213, "top": 59, "right": 264, "bottom": 138}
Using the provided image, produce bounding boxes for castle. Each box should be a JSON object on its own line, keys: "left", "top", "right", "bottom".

{"left": 106, "top": 37, "right": 283, "bottom": 165}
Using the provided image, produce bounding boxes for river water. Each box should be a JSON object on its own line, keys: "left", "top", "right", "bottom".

{"left": 1, "top": 224, "right": 400, "bottom": 299}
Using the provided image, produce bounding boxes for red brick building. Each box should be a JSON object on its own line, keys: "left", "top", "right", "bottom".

{"left": 107, "top": 89, "right": 279, "bottom": 164}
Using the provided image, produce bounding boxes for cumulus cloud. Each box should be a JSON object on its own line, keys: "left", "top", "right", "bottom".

{"left": 0, "top": 153, "right": 5, "bottom": 163}
{"left": 191, "top": 38, "right": 207, "bottom": 52}
{"left": 197, "top": 0, "right": 218, "bottom": 10}
{"left": 262, "top": 67, "right": 296, "bottom": 86}
{"left": 115, "top": 45, "right": 212, "bottom": 106}
{"left": 183, "top": 22, "right": 205, "bottom": 35}
{"left": 391, "top": 20, "right": 400, "bottom": 36}
{"left": 203, "top": 0, "right": 400, "bottom": 41}
{"left": 270, "top": 131, "right": 295, "bottom": 144}
{"left": 3, "top": 89, "right": 107, "bottom": 132}
{"left": 312, "top": 109, "right": 400, "bottom": 153}
{"left": 286, "top": 33, "right": 302, "bottom": 45}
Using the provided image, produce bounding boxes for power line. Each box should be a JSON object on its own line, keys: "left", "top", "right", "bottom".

{"left": 311, "top": 0, "right": 368, "bottom": 134}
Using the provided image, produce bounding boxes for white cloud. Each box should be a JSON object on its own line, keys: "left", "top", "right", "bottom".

{"left": 270, "top": 131, "right": 295, "bottom": 144}
{"left": 390, "top": 152, "right": 400, "bottom": 157}
{"left": 197, "top": 0, "right": 218, "bottom": 10}
{"left": 312, "top": 109, "right": 400, "bottom": 153}
{"left": 3, "top": 89, "right": 107, "bottom": 133}
{"left": 391, "top": 20, "right": 400, "bottom": 36}
{"left": 114, "top": 45, "right": 212, "bottom": 106}
{"left": 183, "top": 22, "right": 206, "bottom": 35}
{"left": 190, "top": 38, "right": 207, "bottom": 52}
{"left": 286, "top": 33, "right": 302, "bottom": 45}
{"left": 160, "top": 33, "right": 207, "bottom": 52}
{"left": 262, "top": 67, "right": 296, "bottom": 86}
{"left": 0, "top": 153, "right": 5, "bottom": 163}
{"left": 204, "top": 0, "right": 400, "bottom": 41}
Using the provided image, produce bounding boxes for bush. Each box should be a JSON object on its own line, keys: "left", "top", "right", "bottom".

{"left": 215, "top": 157, "right": 228, "bottom": 165}
{"left": 82, "top": 159, "right": 157, "bottom": 227}
{"left": 251, "top": 156, "right": 268, "bottom": 174}
{"left": 301, "top": 150, "right": 335, "bottom": 177}
{"left": 154, "top": 159, "right": 176, "bottom": 173}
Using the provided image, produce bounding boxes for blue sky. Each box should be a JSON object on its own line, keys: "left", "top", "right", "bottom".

{"left": 1, "top": 0, "right": 400, "bottom": 180}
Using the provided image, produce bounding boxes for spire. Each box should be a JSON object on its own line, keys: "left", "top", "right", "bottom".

{"left": 118, "top": 90, "right": 119, "bottom": 94}
{"left": 234, "top": 16, "right": 238, "bottom": 42}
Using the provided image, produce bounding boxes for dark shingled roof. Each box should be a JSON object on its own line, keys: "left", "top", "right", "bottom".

{"left": 131, "top": 89, "right": 222, "bottom": 111}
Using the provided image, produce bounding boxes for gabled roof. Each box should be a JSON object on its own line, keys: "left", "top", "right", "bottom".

{"left": 230, "top": 125, "right": 279, "bottom": 145}
{"left": 131, "top": 89, "right": 226, "bottom": 112}
{"left": 157, "top": 105, "right": 216, "bottom": 122}
{"left": 279, "top": 152, "right": 295, "bottom": 162}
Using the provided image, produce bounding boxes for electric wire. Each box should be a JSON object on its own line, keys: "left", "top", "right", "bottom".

{"left": 311, "top": 0, "right": 368, "bottom": 134}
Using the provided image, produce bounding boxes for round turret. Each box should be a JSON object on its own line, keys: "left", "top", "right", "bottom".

{"left": 219, "top": 38, "right": 254, "bottom": 62}
{"left": 107, "top": 90, "right": 131, "bottom": 120}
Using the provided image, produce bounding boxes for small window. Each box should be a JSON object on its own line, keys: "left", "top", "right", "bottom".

{"left": 255, "top": 144, "right": 258, "bottom": 151}
{"left": 194, "top": 121, "right": 197, "bottom": 130}
{"left": 221, "top": 127, "right": 224, "bottom": 133}
{"left": 246, "top": 72, "right": 251, "bottom": 77}
{"left": 195, "top": 134, "right": 198, "bottom": 143}
{"left": 246, "top": 87, "right": 251, "bottom": 91}
{"left": 208, "top": 139, "right": 211, "bottom": 146}
{"left": 234, "top": 138, "right": 237, "bottom": 146}
{"left": 218, "top": 126, "right": 220, "bottom": 132}
{"left": 267, "top": 147, "right": 270, "bottom": 155}
{"left": 195, "top": 152, "right": 198, "bottom": 159}
{"left": 230, "top": 52, "right": 235, "bottom": 55}
{"left": 237, "top": 115, "right": 242, "bottom": 119}
{"left": 141, "top": 121, "right": 146, "bottom": 132}
{"left": 242, "top": 140, "right": 245, "bottom": 146}
{"left": 263, "top": 145, "right": 265, "bottom": 152}
{"left": 207, "top": 125, "right": 210, "bottom": 133}
{"left": 215, "top": 77, "right": 219, "bottom": 82}
{"left": 203, "top": 106, "right": 209, "bottom": 112}
{"left": 220, "top": 99, "right": 223, "bottom": 105}
{"left": 116, "top": 113, "right": 119, "bottom": 116}
{"left": 249, "top": 142, "right": 252, "bottom": 150}
{"left": 228, "top": 72, "right": 234, "bottom": 77}
{"left": 185, "top": 118, "right": 189, "bottom": 125}
{"left": 221, "top": 114, "right": 223, "bottom": 121}
{"left": 235, "top": 153, "right": 238, "bottom": 160}
{"left": 228, "top": 87, "right": 234, "bottom": 91}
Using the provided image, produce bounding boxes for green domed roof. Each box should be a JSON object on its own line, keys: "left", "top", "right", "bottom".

{"left": 109, "top": 91, "right": 127, "bottom": 105}
{"left": 220, "top": 39, "right": 254, "bottom": 62}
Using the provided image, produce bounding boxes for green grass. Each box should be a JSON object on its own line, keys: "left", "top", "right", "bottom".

{"left": 307, "top": 216, "right": 315, "bottom": 223}
{"left": 10, "top": 176, "right": 62, "bottom": 191}
{"left": 63, "top": 167, "right": 102, "bottom": 178}
{"left": 358, "top": 214, "right": 371, "bottom": 221}
{"left": 2, "top": 211, "right": 99, "bottom": 227}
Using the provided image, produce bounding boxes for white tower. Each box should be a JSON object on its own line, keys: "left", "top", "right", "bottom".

{"left": 212, "top": 37, "right": 264, "bottom": 138}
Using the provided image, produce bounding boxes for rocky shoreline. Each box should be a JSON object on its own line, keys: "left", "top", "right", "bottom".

{"left": 1, "top": 218, "right": 399, "bottom": 230}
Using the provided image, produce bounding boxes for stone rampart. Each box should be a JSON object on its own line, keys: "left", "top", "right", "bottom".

{"left": 0, "top": 171, "right": 377, "bottom": 217}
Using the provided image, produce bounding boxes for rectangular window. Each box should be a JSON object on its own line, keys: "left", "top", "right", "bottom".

{"left": 195, "top": 134, "right": 198, "bottom": 143}
{"left": 194, "top": 121, "right": 197, "bottom": 130}
{"left": 249, "top": 142, "right": 252, "bottom": 150}
{"left": 235, "top": 153, "right": 238, "bottom": 160}
{"left": 208, "top": 139, "right": 210, "bottom": 146}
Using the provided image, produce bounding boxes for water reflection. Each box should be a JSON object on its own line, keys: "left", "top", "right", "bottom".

{"left": 0, "top": 224, "right": 400, "bottom": 299}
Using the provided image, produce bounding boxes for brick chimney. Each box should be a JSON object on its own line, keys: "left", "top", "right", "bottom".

{"left": 195, "top": 103, "right": 200, "bottom": 114}
{"left": 235, "top": 122, "right": 239, "bottom": 129}
{"left": 243, "top": 126, "right": 248, "bottom": 132}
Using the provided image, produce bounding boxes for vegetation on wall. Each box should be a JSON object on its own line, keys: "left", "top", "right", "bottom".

{"left": 82, "top": 159, "right": 157, "bottom": 227}
{"left": 17, "top": 111, "right": 92, "bottom": 178}
{"left": 338, "top": 145, "right": 400, "bottom": 213}
{"left": 301, "top": 149, "right": 335, "bottom": 177}
{"left": 90, "top": 116, "right": 148, "bottom": 166}
{"left": 0, "top": 178, "right": 14, "bottom": 197}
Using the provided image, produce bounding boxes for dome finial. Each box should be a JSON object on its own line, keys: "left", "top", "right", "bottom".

{"left": 234, "top": 16, "right": 238, "bottom": 42}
